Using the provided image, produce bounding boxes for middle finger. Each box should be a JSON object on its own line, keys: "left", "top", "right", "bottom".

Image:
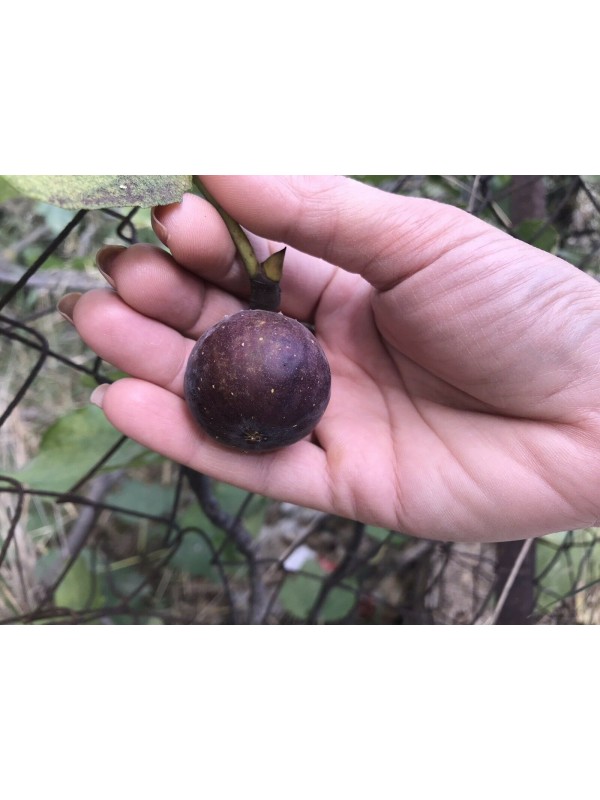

{"left": 72, "top": 285, "right": 245, "bottom": 396}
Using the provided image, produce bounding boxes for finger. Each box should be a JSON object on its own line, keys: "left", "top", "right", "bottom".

{"left": 94, "top": 377, "right": 331, "bottom": 511}
{"left": 73, "top": 288, "right": 241, "bottom": 394}
{"left": 74, "top": 289, "right": 193, "bottom": 393}
{"left": 151, "top": 194, "right": 241, "bottom": 292}
{"left": 95, "top": 243, "right": 242, "bottom": 337}
{"left": 198, "top": 175, "right": 500, "bottom": 290}
{"left": 197, "top": 177, "right": 600, "bottom": 421}
{"left": 152, "top": 191, "right": 340, "bottom": 321}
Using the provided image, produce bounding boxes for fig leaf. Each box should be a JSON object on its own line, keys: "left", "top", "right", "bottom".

{"left": 1, "top": 175, "right": 192, "bottom": 209}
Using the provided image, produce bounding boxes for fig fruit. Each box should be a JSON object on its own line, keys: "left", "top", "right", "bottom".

{"left": 184, "top": 309, "right": 331, "bottom": 452}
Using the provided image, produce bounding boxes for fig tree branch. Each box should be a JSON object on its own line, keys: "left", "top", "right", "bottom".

{"left": 183, "top": 468, "right": 269, "bottom": 624}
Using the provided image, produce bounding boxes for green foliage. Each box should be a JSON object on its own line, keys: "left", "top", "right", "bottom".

{"left": 365, "top": 525, "right": 408, "bottom": 546}
{"left": 0, "top": 176, "right": 19, "bottom": 203}
{"left": 175, "top": 485, "right": 267, "bottom": 575}
{"left": 351, "top": 175, "right": 398, "bottom": 187}
{"left": 513, "top": 219, "right": 559, "bottom": 253}
{"left": 536, "top": 529, "right": 600, "bottom": 613}
{"left": 169, "top": 532, "right": 214, "bottom": 577}
{"left": 214, "top": 483, "right": 267, "bottom": 536}
{"left": 365, "top": 525, "right": 389, "bottom": 542}
{"left": 34, "top": 203, "right": 77, "bottom": 236}
{"left": 279, "top": 559, "right": 357, "bottom": 622}
{"left": 53, "top": 550, "right": 106, "bottom": 612}
{"left": 179, "top": 503, "right": 226, "bottom": 542}
{"left": 104, "top": 559, "right": 156, "bottom": 621}
{"left": 106, "top": 479, "right": 175, "bottom": 520}
{"left": 1, "top": 175, "right": 192, "bottom": 210}
{"left": 36, "top": 544, "right": 159, "bottom": 622}
{"left": 6, "top": 406, "right": 148, "bottom": 492}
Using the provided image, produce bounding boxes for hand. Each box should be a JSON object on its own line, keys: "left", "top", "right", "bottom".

{"left": 65, "top": 176, "right": 600, "bottom": 541}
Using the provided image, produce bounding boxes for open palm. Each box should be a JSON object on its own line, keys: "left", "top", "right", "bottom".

{"left": 69, "top": 176, "right": 600, "bottom": 542}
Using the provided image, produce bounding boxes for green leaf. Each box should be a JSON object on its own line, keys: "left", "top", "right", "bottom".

{"left": 179, "top": 504, "right": 226, "bottom": 544}
{"left": 513, "top": 218, "right": 559, "bottom": 253}
{"left": 169, "top": 532, "right": 214, "bottom": 577}
{"left": 6, "top": 405, "right": 147, "bottom": 492}
{"left": 1, "top": 175, "right": 192, "bottom": 210}
{"left": 106, "top": 565, "right": 153, "bottom": 599}
{"left": 364, "top": 526, "right": 408, "bottom": 549}
{"left": 34, "top": 548, "right": 63, "bottom": 583}
{"left": 214, "top": 482, "right": 250, "bottom": 513}
{"left": 536, "top": 529, "right": 600, "bottom": 612}
{"left": 0, "top": 176, "right": 20, "bottom": 203}
{"left": 106, "top": 479, "right": 175, "bottom": 519}
{"left": 213, "top": 483, "right": 267, "bottom": 536}
{"left": 100, "top": 562, "right": 156, "bottom": 623}
{"left": 33, "top": 202, "right": 78, "bottom": 236}
{"left": 351, "top": 175, "right": 399, "bottom": 187}
{"left": 365, "top": 525, "right": 390, "bottom": 542}
{"left": 279, "top": 560, "right": 357, "bottom": 622}
{"left": 54, "top": 550, "right": 105, "bottom": 611}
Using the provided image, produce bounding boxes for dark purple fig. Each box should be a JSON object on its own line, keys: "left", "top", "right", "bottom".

{"left": 184, "top": 309, "right": 331, "bottom": 452}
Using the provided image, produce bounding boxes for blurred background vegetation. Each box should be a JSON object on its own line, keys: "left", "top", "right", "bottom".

{"left": 1, "top": 175, "right": 600, "bottom": 624}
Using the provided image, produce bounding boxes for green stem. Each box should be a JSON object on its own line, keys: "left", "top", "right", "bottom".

{"left": 193, "top": 176, "right": 284, "bottom": 312}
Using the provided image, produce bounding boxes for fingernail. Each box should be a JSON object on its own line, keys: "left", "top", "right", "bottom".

{"left": 90, "top": 384, "right": 109, "bottom": 408}
{"left": 57, "top": 292, "right": 82, "bottom": 324}
{"left": 151, "top": 206, "right": 169, "bottom": 243}
{"left": 95, "top": 245, "right": 126, "bottom": 287}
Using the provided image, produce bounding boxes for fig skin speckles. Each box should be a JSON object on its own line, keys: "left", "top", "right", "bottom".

{"left": 184, "top": 309, "right": 331, "bottom": 452}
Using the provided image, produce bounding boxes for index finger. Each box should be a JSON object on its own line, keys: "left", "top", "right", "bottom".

{"left": 152, "top": 191, "right": 340, "bottom": 322}
{"left": 199, "top": 175, "right": 499, "bottom": 291}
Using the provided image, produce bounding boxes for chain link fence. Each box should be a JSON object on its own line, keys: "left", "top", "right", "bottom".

{"left": 2, "top": 176, "right": 600, "bottom": 624}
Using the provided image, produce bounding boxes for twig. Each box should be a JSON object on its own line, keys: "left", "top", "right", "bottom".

{"left": 440, "top": 175, "right": 512, "bottom": 227}
{"left": 394, "top": 540, "right": 436, "bottom": 572}
{"left": 387, "top": 176, "right": 413, "bottom": 194}
{"left": 467, "top": 175, "right": 482, "bottom": 214}
{"left": 39, "top": 472, "right": 123, "bottom": 601}
{"left": 2, "top": 223, "right": 50, "bottom": 258}
{"left": 184, "top": 469, "right": 269, "bottom": 624}
{"left": 61, "top": 473, "right": 123, "bottom": 558}
{"left": 184, "top": 470, "right": 253, "bottom": 554}
{"left": 306, "top": 520, "right": 366, "bottom": 624}
{"left": 488, "top": 538, "right": 534, "bottom": 625}
{"left": 274, "top": 513, "right": 328, "bottom": 570}
{"left": 0, "top": 477, "right": 24, "bottom": 568}
{"left": 0, "top": 257, "right": 104, "bottom": 293}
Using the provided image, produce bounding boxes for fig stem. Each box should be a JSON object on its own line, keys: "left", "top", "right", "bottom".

{"left": 193, "top": 176, "right": 284, "bottom": 312}
{"left": 248, "top": 247, "right": 285, "bottom": 311}
{"left": 193, "top": 176, "right": 259, "bottom": 277}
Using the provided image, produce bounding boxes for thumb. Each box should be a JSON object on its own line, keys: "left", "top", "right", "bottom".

{"left": 198, "top": 175, "right": 496, "bottom": 290}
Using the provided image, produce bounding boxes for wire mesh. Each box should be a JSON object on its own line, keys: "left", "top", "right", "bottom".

{"left": 1, "top": 176, "right": 600, "bottom": 624}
